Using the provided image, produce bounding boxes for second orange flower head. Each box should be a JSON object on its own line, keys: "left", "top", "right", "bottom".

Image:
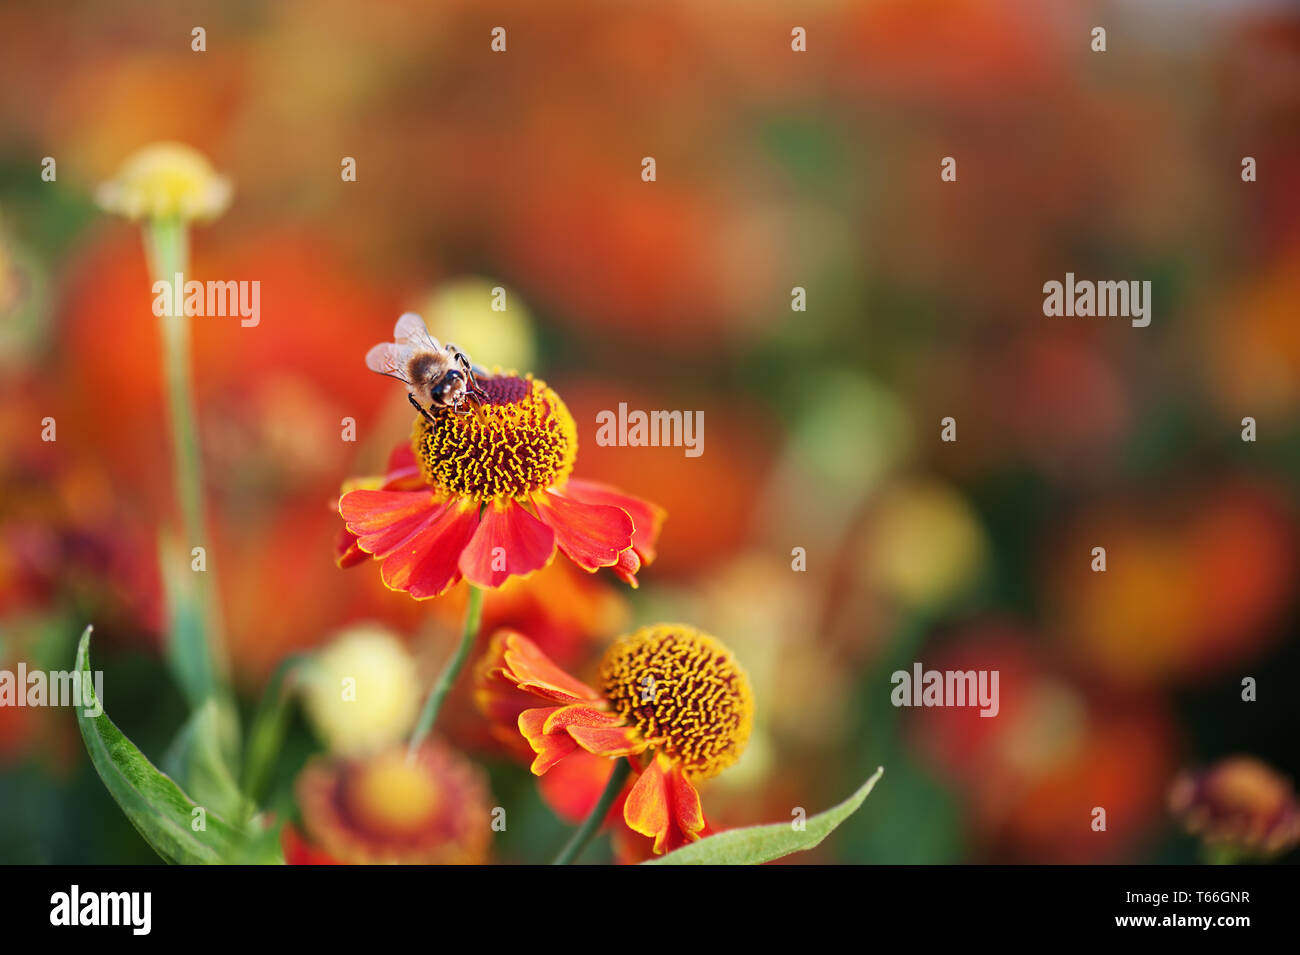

{"left": 336, "top": 314, "right": 664, "bottom": 599}
{"left": 477, "top": 624, "right": 755, "bottom": 855}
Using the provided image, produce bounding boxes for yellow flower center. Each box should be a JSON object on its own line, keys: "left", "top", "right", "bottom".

{"left": 296, "top": 743, "right": 492, "bottom": 864}
{"left": 344, "top": 750, "right": 441, "bottom": 837}
{"left": 599, "top": 624, "right": 754, "bottom": 780}
{"left": 412, "top": 375, "right": 577, "bottom": 502}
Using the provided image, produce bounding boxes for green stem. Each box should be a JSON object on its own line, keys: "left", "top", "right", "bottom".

{"left": 144, "top": 218, "right": 206, "bottom": 544}
{"left": 407, "top": 586, "right": 484, "bottom": 757}
{"left": 142, "top": 217, "right": 228, "bottom": 709}
{"left": 552, "top": 758, "right": 633, "bottom": 865}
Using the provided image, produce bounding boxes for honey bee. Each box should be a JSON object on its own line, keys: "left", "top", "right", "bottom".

{"left": 365, "top": 312, "right": 488, "bottom": 421}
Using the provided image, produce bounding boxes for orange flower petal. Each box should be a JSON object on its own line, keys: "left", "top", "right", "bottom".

{"left": 613, "top": 549, "right": 641, "bottom": 588}
{"left": 518, "top": 706, "right": 580, "bottom": 775}
{"left": 500, "top": 632, "right": 602, "bottom": 704}
{"left": 534, "top": 490, "right": 635, "bottom": 571}
{"left": 378, "top": 498, "right": 480, "bottom": 599}
{"left": 566, "top": 722, "right": 647, "bottom": 759}
{"left": 563, "top": 479, "right": 665, "bottom": 565}
{"left": 623, "top": 753, "right": 705, "bottom": 855}
{"left": 459, "top": 499, "right": 556, "bottom": 588}
{"left": 623, "top": 754, "right": 672, "bottom": 854}
{"left": 339, "top": 489, "right": 443, "bottom": 558}
{"left": 335, "top": 528, "right": 368, "bottom": 569}
{"left": 666, "top": 762, "right": 705, "bottom": 849}
{"left": 541, "top": 703, "right": 626, "bottom": 734}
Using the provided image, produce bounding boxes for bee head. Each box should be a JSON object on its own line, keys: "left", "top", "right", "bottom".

{"left": 432, "top": 369, "right": 466, "bottom": 405}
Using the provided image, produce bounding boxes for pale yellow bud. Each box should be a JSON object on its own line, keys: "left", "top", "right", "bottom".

{"left": 418, "top": 278, "right": 537, "bottom": 374}
{"left": 96, "top": 142, "right": 232, "bottom": 223}
{"left": 299, "top": 626, "right": 421, "bottom": 755}
{"left": 866, "top": 480, "right": 988, "bottom": 607}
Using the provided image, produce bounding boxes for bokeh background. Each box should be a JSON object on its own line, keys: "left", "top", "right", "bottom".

{"left": 1, "top": 0, "right": 1298, "bottom": 863}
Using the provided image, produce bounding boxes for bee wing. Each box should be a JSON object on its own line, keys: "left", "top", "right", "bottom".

{"left": 393, "top": 312, "right": 442, "bottom": 351}
{"left": 366, "top": 341, "right": 415, "bottom": 382}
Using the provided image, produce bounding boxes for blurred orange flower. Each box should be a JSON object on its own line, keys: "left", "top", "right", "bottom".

{"left": 1047, "top": 480, "right": 1297, "bottom": 686}
{"left": 291, "top": 740, "right": 492, "bottom": 865}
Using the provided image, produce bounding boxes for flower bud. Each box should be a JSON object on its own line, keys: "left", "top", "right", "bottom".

{"left": 96, "top": 142, "right": 232, "bottom": 223}
{"left": 299, "top": 625, "right": 420, "bottom": 755}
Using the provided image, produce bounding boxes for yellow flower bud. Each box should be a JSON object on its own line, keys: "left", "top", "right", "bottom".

{"left": 417, "top": 278, "right": 537, "bottom": 374}
{"left": 95, "top": 142, "right": 232, "bottom": 223}
{"left": 866, "top": 480, "right": 988, "bottom": 608}
{"left": 299, "top": 626, "right": 421, "bottom": 755}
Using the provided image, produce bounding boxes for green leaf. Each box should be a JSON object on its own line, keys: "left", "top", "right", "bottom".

{"left": 162, "top": 700, "right": 251, "bottom": 824}
{"left": 74, "top": 625, "right": 237, "bottom": 864}
{"left": 222, "top": 813, "right": 288, "bottom": 864}
{"left": 644, "top": 766, "right": 884, "bottom": 865}
{"left": 239, "top": 654, "right": 303, "bottom": 812}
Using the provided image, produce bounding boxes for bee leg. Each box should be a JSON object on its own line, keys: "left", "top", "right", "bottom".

{"left": 408, "top": 392, "right": 437, "bottom": 425}
{"left": 449, "top": 346, "right": 483, "bottom": 388}
{"left": 447, "top": 345, "right": 470, "bottom": 372}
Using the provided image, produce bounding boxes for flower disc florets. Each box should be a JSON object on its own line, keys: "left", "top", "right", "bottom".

{"left": 599, "top": 623, "right": 754, "bottom": 780}
{"left": 412, "top": 375, "right": 577, "bottom": 502}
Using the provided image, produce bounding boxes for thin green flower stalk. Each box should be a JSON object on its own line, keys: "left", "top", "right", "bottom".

{"left": 552, "top": 758, "right": 632, "bottom": 865}
{"left": 408, "top": 585, "right": 484, "bottom": 758}
{"left": 142, "top": 217, "right": 205, "bottom": 554}
{"left": 97, "top": 143, "right": 234, "bottom": 716}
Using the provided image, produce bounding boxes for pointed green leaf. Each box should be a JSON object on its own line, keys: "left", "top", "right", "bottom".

{"left": 74, "top": 625, "right": 237, "bottom": 864}
{"left": 644, "top": 766, "right": 884, "bottom": 865}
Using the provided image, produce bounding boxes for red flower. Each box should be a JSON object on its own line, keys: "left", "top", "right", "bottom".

{"left": 337, "top": 374, "right": 663, "bottom": 599}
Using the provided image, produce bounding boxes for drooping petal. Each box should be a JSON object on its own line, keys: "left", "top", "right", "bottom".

{"left": 623, "top": 754, "right": 671, "bottom": 854}
{"left": 612, "top": 549, "right": 641, "bottom": 588}
{"left": 613, "top": 808, "right": 716, "bottom": 865}
{"left": 623, "top": 752, "right": 706, "bottom": 854}
{"left": 459, "top": 499, "right": 556, "bottom": 588}
{"left": 499, "top": 631, "right": 603, "bottom": 704}
{"left": 534, "top": 490, "right": 634, "bottom": 571}
{"left": 518, "top": 706, "right": 580, "bottom": 775}
{"left": 473, "top": 631, "right": 544, "bottom": 759}
{"left": 666, "top": 762, "right": 706, "bottom": 850}
{"left": 562, "top": 479, "right": 665, "bottom": 565}
{"left": 339, "top": 489, "right": 442, "bottom": 558}
{"left": 335, "top": 527, "right": 368, "bottom": 569}
{"left": 378, "top": 498, "right": 480, "bottom": 599}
